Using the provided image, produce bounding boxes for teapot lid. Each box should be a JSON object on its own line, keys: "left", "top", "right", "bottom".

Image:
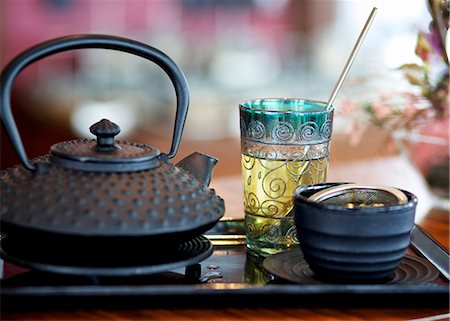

{"left": 50, "top": 119, "right": 160, "bottom": 172}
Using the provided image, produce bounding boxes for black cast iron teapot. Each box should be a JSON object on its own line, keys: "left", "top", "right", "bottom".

{"left": 0, "top": 35, "right": 225, "bottom": 246}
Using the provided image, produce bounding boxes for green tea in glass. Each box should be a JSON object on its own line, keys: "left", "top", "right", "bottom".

{"left": 239, "top": 98, "right": 334, "bottom": 257}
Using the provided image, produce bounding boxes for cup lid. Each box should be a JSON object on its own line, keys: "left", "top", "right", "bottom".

{"left": 307, "top": 183, "right": 408, "bottom": 208}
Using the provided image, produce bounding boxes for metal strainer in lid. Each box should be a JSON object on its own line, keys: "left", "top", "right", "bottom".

{"left": 308, "top": 183, "right": 408, "bottom": 208}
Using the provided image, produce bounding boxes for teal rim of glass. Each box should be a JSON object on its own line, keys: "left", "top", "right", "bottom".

{"left": 239, "top": 98, "right": 334, "bottom": 145}
{"left": 239, "top": 98, "right": 334, "bottom": 114}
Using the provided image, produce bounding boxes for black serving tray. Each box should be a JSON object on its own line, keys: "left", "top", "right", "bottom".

{"left": 1, "top": 218, "right": 449, "bottom": 309}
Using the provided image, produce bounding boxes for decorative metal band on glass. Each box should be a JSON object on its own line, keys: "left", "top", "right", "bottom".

{"left": 239, "top": 99, "right": 334, "bottom": 255}
{"left": 240, "top": 99, "right": 333, "bottom": 146}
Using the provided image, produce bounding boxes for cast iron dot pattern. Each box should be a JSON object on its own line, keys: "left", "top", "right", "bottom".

{"left": 0, "top": 156, "right": 224, "bottom": 237}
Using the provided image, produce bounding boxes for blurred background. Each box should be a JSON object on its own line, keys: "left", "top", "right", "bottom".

{"left": 0, "top": 0, "right": 443, "bottom": 182}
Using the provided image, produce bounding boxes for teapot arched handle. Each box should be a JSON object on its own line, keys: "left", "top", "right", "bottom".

{"left": 0, "top": 34, "right": 190, "bottom": 171}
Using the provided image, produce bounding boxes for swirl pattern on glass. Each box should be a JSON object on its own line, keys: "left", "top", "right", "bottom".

{"left": 239, "top": 99, "right": 333, "bottom": 255}
{"left": 240, "top": 117, "right": 332, "bottom": 145}
{"left": 241, "top": 142, "right": 329, "bottom": 218}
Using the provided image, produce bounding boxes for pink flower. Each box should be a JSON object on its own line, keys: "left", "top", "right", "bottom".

{"left": 372, "top": 102, "right": 393, "bottom": 121}
{"left": 427, "top": 27, "right": 443, "bottom": 56}
{"left": 338, "top": 99, "right": 357, "bottom": 115}
{"left": 415, "top": 31, "right": 433, "bottom": 62}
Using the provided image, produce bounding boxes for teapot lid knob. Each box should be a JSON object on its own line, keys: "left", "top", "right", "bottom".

{"left": 49, "top": 119, "right": 160, "bottom": 172}
{"left": 90, "top": 119, "right": 121, "bottom": 150}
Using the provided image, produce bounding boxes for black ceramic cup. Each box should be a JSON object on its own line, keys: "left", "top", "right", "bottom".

{"left": 294, "top": 183, "right": 417, "bottom": 281}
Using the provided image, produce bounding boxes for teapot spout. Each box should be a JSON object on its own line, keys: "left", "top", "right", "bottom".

{"left": 176, "top": 152, "right": 218, "bottom": 187}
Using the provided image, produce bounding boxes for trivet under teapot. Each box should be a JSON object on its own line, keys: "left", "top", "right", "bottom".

{"left": 0, "top": 35, "right": 224, "bottom": 246}
{"left": 263, "top": 248, "right": 440, "bottom": 285}
{"left": 0, "top": 235, "right": 212, "bottom": 277}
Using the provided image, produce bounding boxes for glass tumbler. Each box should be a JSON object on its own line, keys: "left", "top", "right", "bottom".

{"left": 239, "top": 98, "right": 334, "bottom": 256}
